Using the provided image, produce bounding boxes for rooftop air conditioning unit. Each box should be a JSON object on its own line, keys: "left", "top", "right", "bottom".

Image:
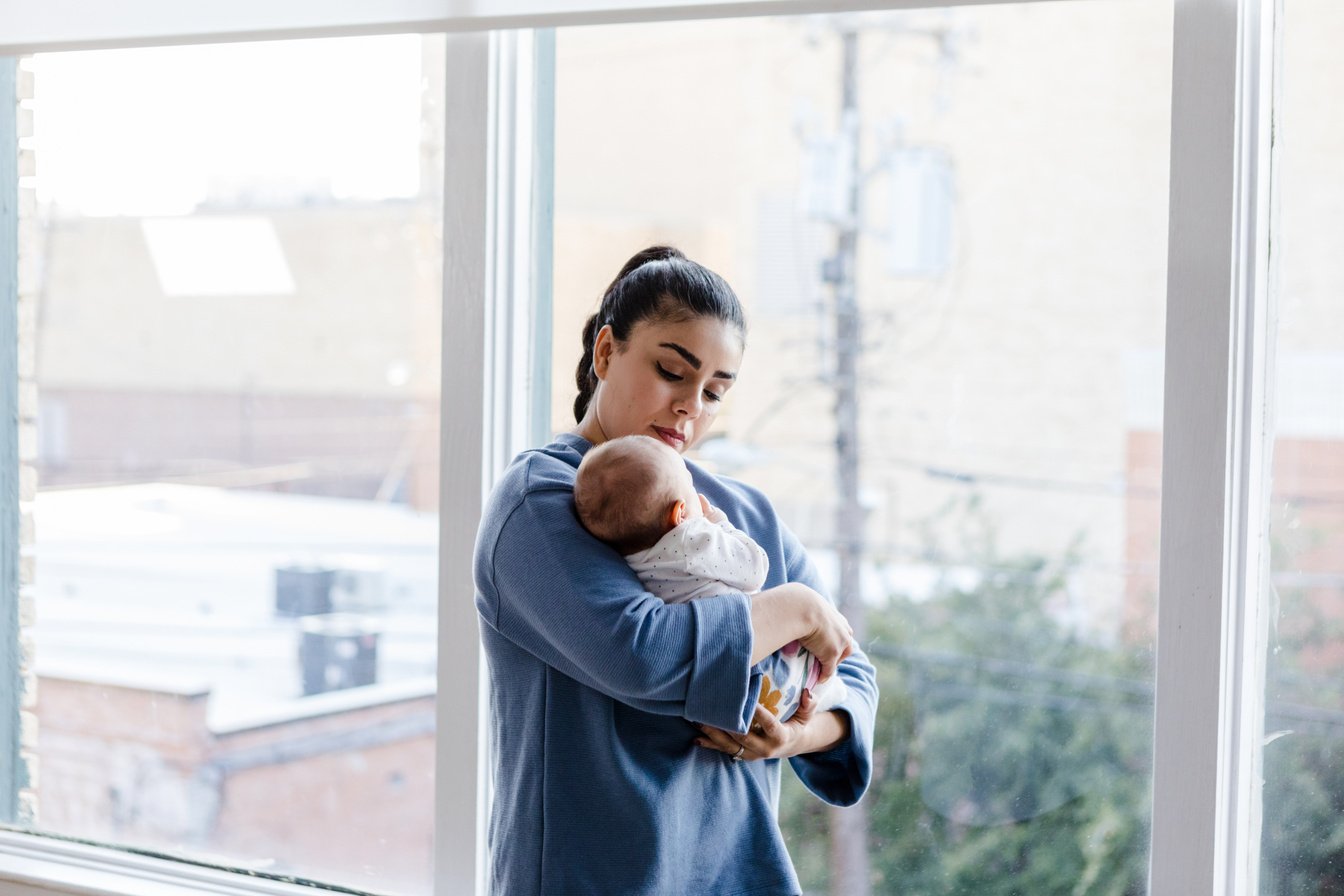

{"left": 329, "top": 566, "right": 388, "bottom": 613}
{"left": 298, "top": 613, "right": 379, "bottom": 696}
{"left": 275, "top": 566, "right": 335, "bottom": 617}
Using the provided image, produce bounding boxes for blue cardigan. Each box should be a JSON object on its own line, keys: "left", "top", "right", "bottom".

{"left": 474, "top": 433, "right": 878, "bottom": 896}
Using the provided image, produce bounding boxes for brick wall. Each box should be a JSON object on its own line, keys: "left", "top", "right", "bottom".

{"left": 35, "top": 674, "right": 435, "bottom": 891}
{"left": 1124, "top": 429, "right": 1344, "bottom": 657}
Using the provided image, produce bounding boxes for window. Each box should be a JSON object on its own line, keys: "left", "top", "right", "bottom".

{"left": 22, "top": 35, "right": 444, "bottom": 895}
{"left": 1261, "top": 2, "right": 1344, "bottom": 891}
{"left": 548, "top": 4, "right": 1170, "bottom": 890}
{"left": 0, "top": 1, "right": 1293, "bottom": 894}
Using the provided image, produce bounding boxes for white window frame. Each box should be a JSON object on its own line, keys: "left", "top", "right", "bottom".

{"left": 1148, "top": 1, "right": 1276, "bottom": 893}
{"left": 0, "top": 0, "right": 1278, "bottom": 894}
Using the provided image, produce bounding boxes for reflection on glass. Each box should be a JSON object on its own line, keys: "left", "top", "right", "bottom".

{"left": 1261, "top": 3, "right": 1344, "bottom": 893}
{"left": 553, "top": 2, "right": 1170, "bottom": 892}
{"left": 27, "top": 35, "right": 444, "bottom": 894}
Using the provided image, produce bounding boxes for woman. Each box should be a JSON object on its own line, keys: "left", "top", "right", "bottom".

{"left": 474, "top": 246, "right": 878, "bottom": 896}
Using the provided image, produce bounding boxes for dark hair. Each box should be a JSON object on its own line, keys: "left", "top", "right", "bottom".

{"left": 573, "top": 246, "right": 746, "bottom": 423}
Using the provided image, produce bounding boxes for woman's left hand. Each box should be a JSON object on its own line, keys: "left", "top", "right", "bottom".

{"left": 697, "top": 494, "right": 727, "bottom": 524}
{"left": 695, "top": 688, "right": 842, "bottom": 761}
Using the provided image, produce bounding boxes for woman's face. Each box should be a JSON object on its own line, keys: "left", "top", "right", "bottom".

{"left": 584, "top": 313, "right": 744, "bottom": 453}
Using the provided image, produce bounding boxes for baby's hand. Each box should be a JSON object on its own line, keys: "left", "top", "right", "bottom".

{"left": 698, "top": 494, "right": 727, "bottom": 524}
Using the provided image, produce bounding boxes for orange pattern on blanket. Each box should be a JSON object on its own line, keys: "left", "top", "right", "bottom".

{"left": 758, "top": 674, "right": 783, "bottom": 716}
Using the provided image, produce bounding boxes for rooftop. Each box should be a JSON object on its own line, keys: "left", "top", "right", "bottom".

{"left": 32, "top": 483, "right": 439, "bottom": 732}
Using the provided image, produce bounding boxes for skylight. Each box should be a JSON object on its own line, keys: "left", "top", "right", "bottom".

{"left": 141, "top": 215, "right": 296, "bottom": 296}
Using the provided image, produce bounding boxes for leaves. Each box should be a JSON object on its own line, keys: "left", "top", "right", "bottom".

{"left": 780, "top": 494, "right": 1150, "bottom": 895}
{"left": 779, "top": 495, "right": 1344, "bottom": 895}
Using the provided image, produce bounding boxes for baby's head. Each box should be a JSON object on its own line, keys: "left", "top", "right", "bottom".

{"left": 574, "top": 435, "right": 702, "bottom": 555}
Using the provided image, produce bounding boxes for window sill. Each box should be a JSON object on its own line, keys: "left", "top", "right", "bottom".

{"left": 0, "top": 830, "right": 340, "bottom": 896}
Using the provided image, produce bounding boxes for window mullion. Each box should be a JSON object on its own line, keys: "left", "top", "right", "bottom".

{"left": 435, "top": 27, "right": 540, "bottom": 896}
{"left": 436, "top": 30, "right": 492, "bottom": 896}
{"left": 1149, "top": 0, "right": 1274, "bottom": 893}
{"left": 528, "top": 29, "right": 556, "bottom": 450}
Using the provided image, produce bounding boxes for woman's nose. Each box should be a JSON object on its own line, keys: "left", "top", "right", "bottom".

{"left": 674, "top": 389, "right": 702, "bottom": 417}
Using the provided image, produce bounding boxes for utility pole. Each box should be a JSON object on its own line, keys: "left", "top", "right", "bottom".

{"left": 827, "top": 25, "right": 872, "bottom": 896}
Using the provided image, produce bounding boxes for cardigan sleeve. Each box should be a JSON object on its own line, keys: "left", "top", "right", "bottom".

{"left": 475, "top": 462, "right": 761, "bottom": 733}
{"left": 780, "top": 522, "right": 879, "bottom": 807}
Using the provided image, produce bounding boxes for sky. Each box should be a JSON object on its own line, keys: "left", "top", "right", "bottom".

{"left": 29, "top": 34, "right": 427, "bottom": 216}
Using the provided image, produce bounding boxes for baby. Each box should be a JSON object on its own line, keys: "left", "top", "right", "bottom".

{"left": 573, "top": 434, "right": 846, "bottom": 720}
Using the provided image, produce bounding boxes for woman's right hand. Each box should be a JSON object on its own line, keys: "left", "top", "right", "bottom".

{"left": 798, "top": 595, "right": 854, "bottom": 684}
{"left": 749, "top": 583, "right": 853, "bottom": 683}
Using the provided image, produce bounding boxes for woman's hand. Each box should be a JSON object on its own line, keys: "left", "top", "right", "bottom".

{"left": 799, "top": 600, "right": 854, "bottom": 686}
{"left": 750, "top": 583, "right": 853, "bottom": 684}
{"left": 695, "top": 689, "right": 851, "bottom": 761}
{"left": 697, "top": 494, "right": 727, "bottom": 524}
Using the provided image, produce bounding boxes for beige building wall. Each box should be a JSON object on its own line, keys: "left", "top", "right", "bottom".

{"left": 33, "top": 203, "right": 443, "bottom": 504}
{"left": 1277, "top": 2, "right": 1344, "bottom": 359}
{"left": 32, "top": 34, "right": 446, "bottom": 506}
{"left": 549, "top": 6, "right": 1175, "bottom": 638}
{"left": 37, "top": 204, "right": 441, "bottom": 398}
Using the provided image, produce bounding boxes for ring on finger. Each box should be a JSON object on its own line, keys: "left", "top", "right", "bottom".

{"left": 732, "top": 743, "right": 746, "bottom": 760}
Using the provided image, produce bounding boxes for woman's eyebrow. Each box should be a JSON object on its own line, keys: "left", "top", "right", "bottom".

{"left": 659, "top": 342, "right": 736, "bottom": 380}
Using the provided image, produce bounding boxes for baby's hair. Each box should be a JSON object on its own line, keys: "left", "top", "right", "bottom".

{"left": 574, "top": 436, "right": 686, "bottom": 555}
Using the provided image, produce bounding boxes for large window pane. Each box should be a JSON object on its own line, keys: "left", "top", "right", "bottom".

{"left": 1261, "top": 3, "right": 1344, "bottom": 893}
{"left": 550, "top": 3, "right": 1169, "bottom": 892}
{"left": 26, "top": 35, "right": 444, "bottom": 895}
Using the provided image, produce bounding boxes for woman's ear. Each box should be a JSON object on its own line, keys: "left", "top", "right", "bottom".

{"left": 592, "top": 325, "right": 615, "bottom": 380}
{"left": 668, "top": 500, "right": 686, "bottom": 528}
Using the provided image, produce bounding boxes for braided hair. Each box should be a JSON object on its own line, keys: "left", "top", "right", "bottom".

{"left": 573, "top": 246, "right": 746, "bottom": 424}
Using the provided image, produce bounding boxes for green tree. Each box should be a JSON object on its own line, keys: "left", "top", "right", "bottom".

{"left": 1259, "top": 541, "right": 1344, "bottom": 896}
{"left": 781, "top": 496, "right": 1152, "bottom": 895}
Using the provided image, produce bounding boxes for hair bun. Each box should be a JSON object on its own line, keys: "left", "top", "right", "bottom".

{"left": 612, "top": 245, "right": 684, "bottom": 284}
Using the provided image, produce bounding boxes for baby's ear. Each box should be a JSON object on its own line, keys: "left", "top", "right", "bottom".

{"left": 669, "top": 500, "right": 687, "bottom": 528}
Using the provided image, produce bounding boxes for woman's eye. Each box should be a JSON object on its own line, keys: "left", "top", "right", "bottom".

{"left": 655, "top": 363, "right": 682, "bottom": 382}
{"left": 703, "top": 390, "right": 723, "bottom": 404}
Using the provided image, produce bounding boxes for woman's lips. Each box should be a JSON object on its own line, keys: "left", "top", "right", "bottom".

{"left": 652, "top": 426, "right": 686, "bottom": 448}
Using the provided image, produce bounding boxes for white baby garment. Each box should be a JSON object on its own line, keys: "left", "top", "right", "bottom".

{"left": 625, "top": 514, "right": 848, "bottom": 716}
{"left": 624, "top": 515, "right": 768, "bottom": 604}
